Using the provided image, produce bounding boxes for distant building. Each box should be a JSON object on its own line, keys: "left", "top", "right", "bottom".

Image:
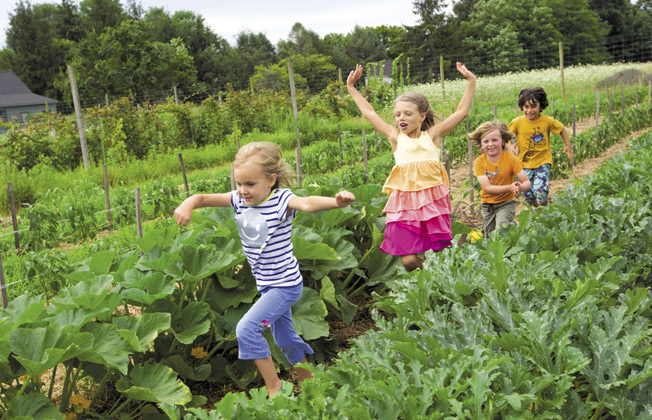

{"left": 0, "top": 70, "right": 58, "bottom": 131}
{"left": 365, "top": 59, "right": 394, "bottom": 85}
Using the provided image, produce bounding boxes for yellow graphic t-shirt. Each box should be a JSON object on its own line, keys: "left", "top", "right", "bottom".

{"left": 508, "top": 114, "right": 565, "bottom": 168}
{"left": 473, "top": 151, "right": 523, "bottom": 204}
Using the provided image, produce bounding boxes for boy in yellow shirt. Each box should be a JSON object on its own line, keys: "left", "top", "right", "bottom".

{"left": 471, "top": 121, "right": 531, "bottom": 234}
{"left": 507, "top": 87, "right": 572, "bottom": 207}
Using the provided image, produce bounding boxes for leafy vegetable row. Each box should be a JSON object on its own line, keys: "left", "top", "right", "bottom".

{"left": 185, "top": 129, "right": 652, "bottom": 419}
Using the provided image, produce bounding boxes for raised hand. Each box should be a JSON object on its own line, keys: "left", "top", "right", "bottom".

{"left": 456, "top": 62, "right": 476, "bottom": 81}
{"left": 347, "top": 64, "right": 363, "bottom": 87}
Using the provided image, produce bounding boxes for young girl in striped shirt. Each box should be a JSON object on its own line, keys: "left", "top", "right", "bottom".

{"left": 174, "top": 141, "right": 355, "bottom": 398}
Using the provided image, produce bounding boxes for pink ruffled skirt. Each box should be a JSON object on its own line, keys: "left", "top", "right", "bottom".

{"left": 380, "top": 184, "right": 452, "bottom": 255}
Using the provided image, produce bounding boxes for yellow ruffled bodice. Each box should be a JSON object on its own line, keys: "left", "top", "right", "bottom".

{"left": 382, "top": 131, "right": 448, "bottom": 195}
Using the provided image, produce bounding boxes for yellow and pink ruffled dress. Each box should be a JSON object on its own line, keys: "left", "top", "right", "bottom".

{"left": 380, "top": 131, "right": 452, "bottom": 255}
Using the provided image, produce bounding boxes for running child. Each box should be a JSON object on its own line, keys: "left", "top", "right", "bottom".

{"left": 507, "top": 87, "right": 572, "bottom": 207}
{"left": 470, "top": 121, "right": 531, "bottom": 234}
{"left": 174, "top": 141, "right": 355, "bottom": 398}
{"left": 346, "top": 62, "right": 476, "bottom": 271}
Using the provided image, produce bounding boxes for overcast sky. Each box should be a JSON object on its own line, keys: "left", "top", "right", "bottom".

{"left": 0, "top": 0, "right": 422, "bottom": 49}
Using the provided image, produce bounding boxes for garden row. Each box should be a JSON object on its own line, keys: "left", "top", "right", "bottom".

{"left": 183, "top": 129, "right": 652, "bottom": 419}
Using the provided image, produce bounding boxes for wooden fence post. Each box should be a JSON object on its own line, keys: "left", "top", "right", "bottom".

{"left": 230, "top": 164, "right": 235, "bottom": 191}
{"left": 362, "top": 129, "right": 368, "bottom": 183}
{"left": 440, "top": 55, "right": 445, "bottom": 101}
{"left": 466, "top": 116, "right": 474, "bottom": 217}
{"left": 7, "top": 183, "right": 19, "bottom": 252}
{"left": 66, "top": 65, "right": 90, "bottom": 170}
{"left": 595, "top": 91, "right": 601, "bottom": 137}
{"left": 287, "top": 57, "right": 302, "bottom": 188}
{"left": 338, "top": 123, "right": 343, "bottom": 168}
{"left": 135, "top": 188, "right": 143, "bottom": 256}
{"left": 559, "top": 41, "right": 566, "bottom": 105}
{"left": 609, "top": 91, "right": 613, "bottom": 122}
{"left": 374, "top": 129, "right": 379, "bottom": 153}
{"left": 0, "top": 252, "right": 7, "bottom": 309}
{"left": 572, "top": 103, "right": 576, "bottom": 138}
{"left": 178, "top": 154, "right": 190, "bottom": 198}
{"left": 103, "top": 164, "right": 112, "bottom": 231}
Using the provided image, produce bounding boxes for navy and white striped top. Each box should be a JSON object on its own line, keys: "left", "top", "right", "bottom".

{"left": 231, "top": 188, "right": 302, "bottom": 290}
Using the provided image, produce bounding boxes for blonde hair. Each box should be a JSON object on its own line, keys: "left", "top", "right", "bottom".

{"left": 394, "top": 92, "right": 437, "bottom": 131}
{"left": 468, "top": 121, "right": 513, "bottom": 149}
{"left": 234, "top": 141, "right": 294, "bottom": 188}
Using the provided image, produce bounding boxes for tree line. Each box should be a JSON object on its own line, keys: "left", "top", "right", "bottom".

{"left": 1, "top": 0, "right": 651, "bottom": 107}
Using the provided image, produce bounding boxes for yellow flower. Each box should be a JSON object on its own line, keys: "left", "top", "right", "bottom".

{"left": 469, "top": 229, "right": 483, "bottom": 243}
{"left": 70, "top": 395, "right": 91, "bottom": 409}
{"left": 191, "top": 345, "right": 208, "bottom": 359}
{"left": 66, "top": 413, "right": 77, "bottom": 420}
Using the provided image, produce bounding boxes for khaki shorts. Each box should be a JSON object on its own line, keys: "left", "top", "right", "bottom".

{"left": 481, "top": 199, "right": 516, "bottom": 234}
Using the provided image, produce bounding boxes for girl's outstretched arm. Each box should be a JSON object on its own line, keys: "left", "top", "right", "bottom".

{"left": 429, "top": 62, "right": 476, "bottom": 140}
{"left": 288, "top": 190, "right": 355, "bottom": 213}
{"left": 347, "top": 64, "right": 398, "bottom": 150}
{"left": 174, "top": 193, "right": 232, "bottom": 226}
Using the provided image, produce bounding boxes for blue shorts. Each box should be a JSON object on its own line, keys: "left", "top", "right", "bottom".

{"left": 236, "top": 283, "right": 313, "bottom": 365}
{"left": 522, "top": 164, "right": 551, "bottom": 205}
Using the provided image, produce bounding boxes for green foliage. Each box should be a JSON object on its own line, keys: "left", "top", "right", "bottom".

{"left": 190, "top": 130, "right": 652, "bottom": 419}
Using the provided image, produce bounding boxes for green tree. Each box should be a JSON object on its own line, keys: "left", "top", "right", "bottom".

{"left": 546, "top": 0, "right": 608, "bottom": 65}
{"left": 234, "top": 31, "right": 276, "bottom": 86}
{"left": 277, "top": 22, "right": 327, "bottom": 58}
{"left": 0, "top": 49, "right": 15, "bottom": 70}
{"left": 399, "top": 0, "right": 451, "bottom": 82}
{"left": 460, "top": 0, "right": 561, "bottom": 73}
{"left": 367, "top": 25, "right": 406, "bottom": 59}
{"left": 79, "top": 0, "right": 125, "bottom": 35}
{"left": 65, "top": 19, "right": 196, "bottom": 102}
{"left": 6, "top": 1, "right": 63, "bottom": 98}
{"left": 250, "top": 54, "right": 336, "bottom": 94}
{"left": 343, "top": 25, "right": 386, "bottom": 64}
{"left": 142, "top": 9, "right": 224, "bottom": 92}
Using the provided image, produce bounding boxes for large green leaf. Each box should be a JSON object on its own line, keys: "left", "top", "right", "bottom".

{"left": 293, "top": 287, "right": 329, "bottom": 340}
{"left": 114, "top": 312, "right": 171, "bottom": 352}
{"left": 79, "top": 322, "right": 132, "bottom": 374}
{"left": 293, "top": 236, "right": 340, "bottom": 260}
{"left": 171, "top": 302, "right": 212, "bottom": 345}
{"left": 137, "top": 224, "right": 179, "bottom": 253}
{"left": 119, "top": 270, "right": 176, "bottom": 305}
{"left": 51, "top": 275, "right": 121, "bottom": 311}
{"left": 165, "top": 244, "right": 239, "bottom": 282}
{"left": 115, "top": 363, "right": 192, "bottom": 405}
{"left": 0, "top": 294, "right": 46, "bottom": 341}
{"left": 137, "top": 246, "right": 182, "bottom": 272}
{"left": 6, "top": 393, "right": 65, "bottom": 420}
{"left": 360, "top": 247, "right": 401, "bottom": 288}
{"left": 88, "top": 250, "right": 116, "bottom": 275}
{"left": 10, "top": 326, "right": 92, "bottom": 376}
{"left": 160, "top": 354, "right": 211, "bottom": 381}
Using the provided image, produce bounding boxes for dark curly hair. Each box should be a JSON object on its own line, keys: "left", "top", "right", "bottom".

{"left": 517, "top": 87, "right": 549, "bottom": 111}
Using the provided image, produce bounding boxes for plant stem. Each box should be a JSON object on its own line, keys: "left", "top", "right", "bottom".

{"left": 59, "top": 364, "right": 74, "bottom": 412}
{"left": 342, "top": 245, "right": 377, "bottom": 289}
{"left": 47, "top": 365, "right": 58, "bottom": 399}
{"left": 89, "top": 370, "right": 112, "bottom": 409}
{"left": 109, "top": 397, "right": 132, "bottom": 418}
